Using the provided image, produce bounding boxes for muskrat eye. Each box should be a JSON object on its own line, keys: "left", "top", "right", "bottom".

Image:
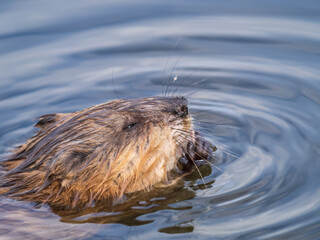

{"left": 123, "top": 123, "right": 137, "bottom": 130}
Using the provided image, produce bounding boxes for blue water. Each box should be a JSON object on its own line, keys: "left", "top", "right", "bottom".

{"left": 1, "top": 1, "right": 320, "bottom": 239}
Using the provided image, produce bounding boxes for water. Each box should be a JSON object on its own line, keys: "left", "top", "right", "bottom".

{"left": 0, "top": 0, "right": 320, "bottom": 239}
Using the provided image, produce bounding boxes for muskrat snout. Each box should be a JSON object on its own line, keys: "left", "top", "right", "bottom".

{"left": 172, "top": 104, "right": 188, "bottom": 118}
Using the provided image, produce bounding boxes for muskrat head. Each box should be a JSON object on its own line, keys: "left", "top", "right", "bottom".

{"left": 0, "top": 96, "right": 212, "bottom": 209}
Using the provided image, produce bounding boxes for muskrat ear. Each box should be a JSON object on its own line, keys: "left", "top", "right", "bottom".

{"left": 35, "top": 113, "right": 67, "bottom": 129}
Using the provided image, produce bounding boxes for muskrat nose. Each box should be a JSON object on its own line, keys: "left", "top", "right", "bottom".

{"left": 181, "top": 105, "right": 188, "bottom": 115}
{"left": 173, "top": 105, "right": 189, "bottom": 118}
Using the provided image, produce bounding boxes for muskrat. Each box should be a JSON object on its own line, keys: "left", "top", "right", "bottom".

{"left": 0, "top": 96, "right": 213, "bottom": 209}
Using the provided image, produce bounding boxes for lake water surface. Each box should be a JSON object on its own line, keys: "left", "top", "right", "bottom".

{"left": 1, "top": 1, "right": 320, "bottom": 239}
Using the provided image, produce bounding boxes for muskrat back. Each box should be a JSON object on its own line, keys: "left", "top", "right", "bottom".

{"left": 0, "top": 96, "right": 212, "bottom": 209}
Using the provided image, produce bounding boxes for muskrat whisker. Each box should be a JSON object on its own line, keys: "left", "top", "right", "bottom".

{"left": 170, "top": 127, "right": 193, "bottom": 135}
{"left": 173, "top": 68, "right": 206, "bottom": 96}
{"left": 191, "top": 118, "right": 220, "bottom": 125}
{"left": 172, "top": 69, "right": 199, "bottom": 97}
{"left": 191, "top": 122, "right": 218, "bottom": 132}
{"left": 213, "top": 147, "right": 247, "bottom": 162}
{"left": 171, "top": 129, "right": 197, "bottom": 140}
{"left": 175, "top": 77, "right": 208, "bottom": 97}
{"left": 195, "top": 123, "right": 239, "bottom": 130}
{"left": 163, "top": 38, "right": 182, "bottom": 97}
{"left": 111, "top": 59, "right": 120, "bottom": 99}
{"left": 190, "top": 161, "right": 207, "bottom": 188}
{"left": 170, "top": 126, "right": 193, "bottom": 132}
{"left": 183, "top": 87, "right": 207, "bottom": 99}
{"left": 167, "top": 56, "right": 181, "bottom": 97}
{"left": 192, "top": 120, "right": 238, "bottom": 148}
{"left": 189, "top": 109, "right": 212, "bottom": 116}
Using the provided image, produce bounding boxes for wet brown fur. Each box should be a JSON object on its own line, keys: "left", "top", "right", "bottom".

{"left": 0, "top": 96, "right": 196, "bottom": 209}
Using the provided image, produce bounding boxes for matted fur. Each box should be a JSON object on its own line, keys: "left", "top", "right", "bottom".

{"left": 0, "top": 96, "right": 199, "bottom": 209}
